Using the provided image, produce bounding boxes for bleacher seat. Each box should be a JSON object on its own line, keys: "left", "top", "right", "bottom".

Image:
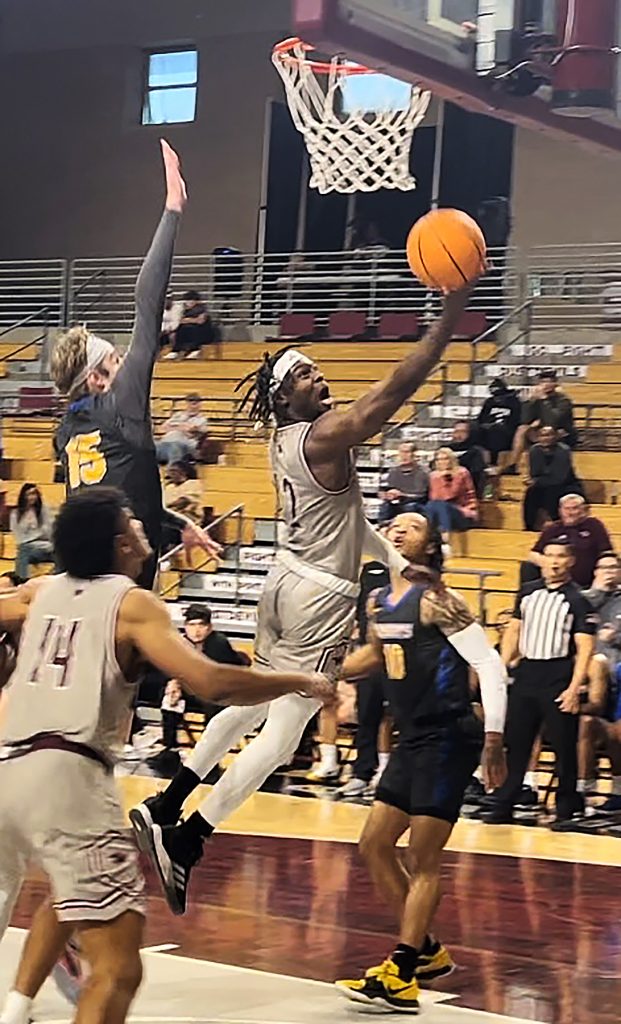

{"left": 17, "top": 386, "right": 57, "bottom": 415}
{"left": 278, "top": 313, "right": 317, "bottom": 340}
{"left": 378, "top": 312, "right": 420, "bottom": 340}
{"left": 453, "top": 312, "right": 488, "bottom": 339}
{"left": 328, "top": 310, "right": 367, "bottom": 340}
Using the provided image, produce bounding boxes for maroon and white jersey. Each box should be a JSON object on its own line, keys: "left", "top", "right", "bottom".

{"left": 0, "top": 574, "right": 136, "bottom": 760}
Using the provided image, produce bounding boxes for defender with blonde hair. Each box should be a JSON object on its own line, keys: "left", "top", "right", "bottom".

{"left": 53, "top": 140, "right": 217, "bottom": 589}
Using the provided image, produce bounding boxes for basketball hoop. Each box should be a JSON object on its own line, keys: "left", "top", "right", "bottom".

{"left": 272, "top": 37, "right": 431, "bottom": 195}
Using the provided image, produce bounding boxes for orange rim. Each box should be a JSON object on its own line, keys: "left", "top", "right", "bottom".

{"left": 272, "top": 37, "right": 375, "bottom": 76}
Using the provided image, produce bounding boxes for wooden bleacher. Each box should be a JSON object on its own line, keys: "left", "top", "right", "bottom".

{"left": 1, "top": 335, "right": 621, "bottom": 630}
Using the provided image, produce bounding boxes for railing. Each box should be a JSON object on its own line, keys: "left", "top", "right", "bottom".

{"left": 528, "top": 242, "right": 621, "bottom": 329}
{"left": 69, "top": 267, "right": 108, "bottom": 324}
{"left": 445, "top": 567, "right": 502, "bottom": 625}
{"left": 158, "top": 503, "right": 244, "bottom": 601}
{"left": 69, "top": 246, "right": 518, "bottom": 333}
{"left": 2, "top": 242, "right": 621, "bottom": 336}
{"left": 0, "top": 260, "right": 67, "bottom": 327}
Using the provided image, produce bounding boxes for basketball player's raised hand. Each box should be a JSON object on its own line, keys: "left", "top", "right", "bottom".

{"left": 181, "top": 522, "right": 222, "bottom": 562}
{"left": 161, "top": 139, "right": 188, "bottom": 213}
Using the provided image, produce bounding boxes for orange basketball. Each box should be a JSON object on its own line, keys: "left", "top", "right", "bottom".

{"left": 406, "top": 208, "right": 486, "bottom": 292}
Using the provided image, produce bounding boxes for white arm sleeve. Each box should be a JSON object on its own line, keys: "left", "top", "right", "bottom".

{"left": 362, "top": 519, "right": 408, "bottom": 576}
{"left": 446, "top": 622, "right": 508, "bottom": 734}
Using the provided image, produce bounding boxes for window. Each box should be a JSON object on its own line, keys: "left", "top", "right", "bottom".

{"left": 142, "top": 49, "right": 198, "bottom": 126}
{"left": 340, "top": 67, "right": 412, "bottom": 114}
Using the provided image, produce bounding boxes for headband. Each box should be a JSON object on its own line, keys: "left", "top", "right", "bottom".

{"left": 268, "top": 349, "right": 313, "bottom": 406}
{"left": 71, "top": 334, "right": 115, "bottom": 391}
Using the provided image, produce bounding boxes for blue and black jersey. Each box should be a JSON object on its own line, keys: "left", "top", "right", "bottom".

{"left": 373, "top": 583, "right": 471, "bottom": 736}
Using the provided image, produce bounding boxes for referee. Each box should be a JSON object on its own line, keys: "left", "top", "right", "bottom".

{"left": 485, "top": 540, "right": 595, "bottom": 824}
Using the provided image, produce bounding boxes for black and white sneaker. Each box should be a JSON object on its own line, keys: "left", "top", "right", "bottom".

{"left": 129, "top": 792, "right": 179, "bottom": 855}
{"left": 140, "top": 822, "right": 204, "bottom": 915}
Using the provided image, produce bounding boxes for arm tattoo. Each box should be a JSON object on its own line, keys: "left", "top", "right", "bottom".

{"left": 420, "top": 587, "right": 475, "bottom": 637}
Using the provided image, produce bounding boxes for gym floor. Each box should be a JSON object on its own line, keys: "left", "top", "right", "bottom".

{"left": 3, "top": 777, "right": 620, "bottom": 1024}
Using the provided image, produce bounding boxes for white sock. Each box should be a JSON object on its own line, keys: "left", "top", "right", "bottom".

{"left": 0, "top": 991, "right": 33, "bottom": 1024}
{"left": 378, "top": 752, "right": 390, "bottom": 772}
{"left": 320, "top": 743, "right": 338, "bottom": 771}
{"left": 473, "top": 765, "right": 484, "bottom": 783}
{"left": 577, "top": 779, "right": 586, "bottom": 794}
{"left": 612, "top": 776, "right": 621, "bottom": 796}
{"left": 523, "top": 771, "right": 537, "bottom": 790}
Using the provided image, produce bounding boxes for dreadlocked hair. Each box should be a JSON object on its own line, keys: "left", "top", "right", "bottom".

{"left": 235, "top": 344, "right": 306, "bottom": 426}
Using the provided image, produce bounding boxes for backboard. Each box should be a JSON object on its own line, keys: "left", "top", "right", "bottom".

{"left": 291, "top": 0, "right": 621, "bottom": 154}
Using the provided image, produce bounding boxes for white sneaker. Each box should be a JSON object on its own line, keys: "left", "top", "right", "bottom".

{"left": 164, "top": 351, "right": 178, "bottom": 360}
{"left": 337, "top": 777, "right": 367, "bottom": 798}
{"left": 186, "top": 350, "right": 200, "bottom": 359}
{"left": 441, "top": 542, "right": 453, "bottom": 559}
{"left": 307, "top": 763, "right": 339, "bottom": 783}
{"left": 122, "top": 743, "right": 142, "bottom": 761}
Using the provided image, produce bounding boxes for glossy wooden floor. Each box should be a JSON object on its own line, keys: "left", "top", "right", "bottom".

{"left": 8, "top": 776, "right": 621, "bottom": 1023}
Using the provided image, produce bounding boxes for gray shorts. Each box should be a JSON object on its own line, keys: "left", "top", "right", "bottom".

{"left": 254, "top": 563, "right": 356, "bottom": 677}
{"left": 0, "top": 749, "right": 145, "bottom": 925}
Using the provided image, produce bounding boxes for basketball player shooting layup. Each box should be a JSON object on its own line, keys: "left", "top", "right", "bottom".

{"left": 336, "top": 512, "right": 508, "bottom": 1014}
{"left": 52, "top": 138, "right": 219, "bottom": 588}
{"left": 130, "top": 282, "right": 477, "bottom": 916}
{"left": 0, "top": 487, "right": 333, "bottom": 1024}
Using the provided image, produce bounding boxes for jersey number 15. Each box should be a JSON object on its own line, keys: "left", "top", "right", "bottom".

{"left": 65, "top": 431, "right": 108, "bottom": 489}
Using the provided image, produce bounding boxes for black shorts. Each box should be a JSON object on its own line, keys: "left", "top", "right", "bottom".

{"left": 376, "top": 714, "right": 484, "bottom": 824}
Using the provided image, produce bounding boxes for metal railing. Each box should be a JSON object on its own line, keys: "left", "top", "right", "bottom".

{"left": 158, "top": 503, "right": 244, "bottom": 601}
{"left": 0, "top": 260, "right": 67, "bottom": 327}
{"left": 1, "top": 242, "right": 621, "bottom": 336}
{"left": 69, "top": 246, "right": 519, "bottom": 333}
{"left": 528, "top": 242, "right": 621, "bottom": 329}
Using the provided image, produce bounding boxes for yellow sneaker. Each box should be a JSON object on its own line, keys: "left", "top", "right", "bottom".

{"left": 416, "top": 940, "right": 455, "bottom": 982}
{"left": 335, "top": 959, "right": 420, "bottom": 1013}
{"left": 358, "top": 941, "right": 454, "bottom": 984}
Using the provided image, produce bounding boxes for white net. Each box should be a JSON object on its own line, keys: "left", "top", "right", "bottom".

{"left": 272, "top": 38, "right": 431, "bottom": 195}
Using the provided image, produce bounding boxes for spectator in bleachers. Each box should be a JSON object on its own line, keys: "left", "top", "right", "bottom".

{"left": 147, "top": 604, "right": 247, "bottom": 773}
{"left": 475, "top": 377, "right": 521, "bottom": 466}
{"left": 160, "top": 291, "right": 182, "bottom": 348}
{"left": 523, "top": 426, "right": 583, "bottom": 531}
{"left": 579, "top": 552, "right": 621, "bottom": 811}
{"left": 425, "top": 448, "right": 478, "bottom": 555}
{"left": 164, "top": 289, "right": 221, "bottom": 360}
{"left": 505, "top": 369, "right": 577, "bottom": 474}
{"left": 523, "top": 494, "right": 613, "bottom": 589}
{"left": 156, "top": 392, "right": 209, "bottom": 466}
{"left": 448, "top": 419, "right": 487, "bottom": 497}
{"left": 10, "top": 483, "right": 54, "bottom": 581}
{"left": 378, "top": 442, "right": 429, "bottom": 523}
{"left": 164, "top": 462, "right": 203, "bottom": 526}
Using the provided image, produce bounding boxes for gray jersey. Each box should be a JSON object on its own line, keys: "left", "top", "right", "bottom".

{"left": 271, "top": 422, "right": 368, "bottom": 586}
{"left": 1, "top": 574, "right": 136, "bottom": 760}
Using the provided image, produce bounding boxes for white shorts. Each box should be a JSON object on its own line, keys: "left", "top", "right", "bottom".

{"left": 0, "top": 749, "right": 145, "bottom": 924}
{"left": 254, "top": 563, "right": 357, "bottom": 677}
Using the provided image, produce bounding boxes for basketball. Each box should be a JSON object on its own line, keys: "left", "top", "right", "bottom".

{"left": 406, "top": 208, "right": 487, "bottom": 292}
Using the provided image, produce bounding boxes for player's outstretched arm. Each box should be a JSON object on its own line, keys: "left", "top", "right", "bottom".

{"left": 114, "top": 140, "right": 187, "bottom": 417}
{"left": 307, "top": 286, "right": 473, "bottom": 458}
{"left": 0, "top": 577, "right": 50, "bottom": 630}
{"left": 120, "top": 588, "right": 332, "bottom": 705}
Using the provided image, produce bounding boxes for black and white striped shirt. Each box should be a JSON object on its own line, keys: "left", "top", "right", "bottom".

{"left": 514, "top": 580, "right": 596, "bottom": 661}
